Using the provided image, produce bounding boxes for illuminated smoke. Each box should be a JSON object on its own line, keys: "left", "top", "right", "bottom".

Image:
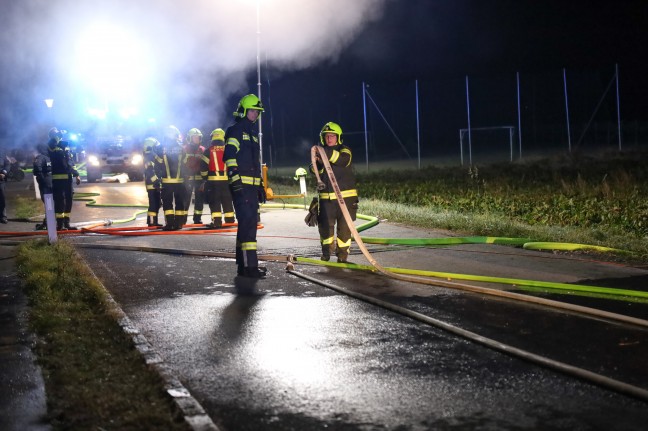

{"left": 0, "top": 0, "right": 388, "bottom": 142}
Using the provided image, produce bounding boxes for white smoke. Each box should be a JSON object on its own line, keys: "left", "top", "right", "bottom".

{"left": 0, "top": 0, "right": 388, "bottom": 142}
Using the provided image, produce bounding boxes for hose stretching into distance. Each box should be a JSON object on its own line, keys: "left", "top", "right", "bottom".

{"left": 306, "top": 144, "right": 648, "bottom": 403}
{"left": 309, "top": 145, "right": 648, "bottom": 327}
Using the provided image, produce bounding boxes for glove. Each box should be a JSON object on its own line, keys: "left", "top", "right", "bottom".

{"left": 228, "top": 169, "right": 243, "bottom": 193}
{"left": 75, "top": 176, "right": 81, "bottom": 185}
{"left": 317, "top": 181, "right": 326, "bottom": 191}
{"left": 154, "top": 180, "right": 161, "bottom": 190}
{"left": 258, "top": 187, "right": 267, "bottom": 204}
{"left": 198, "top": 181, "right": 206, "bottom": 193}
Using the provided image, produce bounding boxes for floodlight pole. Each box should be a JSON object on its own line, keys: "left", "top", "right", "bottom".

{"left": 362, "top": 82, "right": 369, "bottom": 172}
{"left": 415, "top": 80, "right": 421, "bottom": 169}
{"left": 465, "top": 75, "right": 472, "bottom": 165}
{"left": 256, "top": 1, "right": 263, "bottom": 165}
{"left": 516, "top": 72, "right": 522, "bottom": 159}
{"left": 563, "top": 68, "right": 572, "bottom": 153}
{"left": 615, "top": 63, "right": 622, "bottom": 151}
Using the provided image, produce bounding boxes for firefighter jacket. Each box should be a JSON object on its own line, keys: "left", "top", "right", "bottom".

{"left": 33, "top": 144, "right": 53, "bottom": 194}
{"left": 144, "top": 148, "right": 162, "bottom": 190}
{"left": 200, "top": 141, "right": 228, "bottom": 182}
{"left": 183, "top": 143, "right": 206, "bottom": 180}
{"left": 154, "top": 140, "right": 185, "bottom": 184}
{"left": 311, "top": 143, "right": 356, "bottom": 200}
{"left": 48, "top": 139, "right": 79, "bottom": 180}
{"left": 0, "top": 149, "right": 9, "bottom": 180}
{"left": 223, "top": 119, "right": 262, "bottom": 187}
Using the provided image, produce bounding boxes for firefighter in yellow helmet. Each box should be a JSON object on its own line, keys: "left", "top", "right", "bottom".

{"left": 200, "top": 128, "right": 235, "bottom": 228}
{"left": 154, "top": 125, "right": 187, "bottom": 230}
{"left": 143, "top": 137, "right": 162, "bottom": 227}
{"left": 310, "top": 121, "right": 358, "bottom": 263}
{"left": 183, "top": 128, "right": 207, "bottom": 224}
{"left": 223, "top": 94, "right": 267, "bottom": 278}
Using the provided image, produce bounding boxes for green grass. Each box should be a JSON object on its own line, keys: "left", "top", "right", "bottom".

{"left": 13, "top": 196, "right": 43, "bottom": 220}
{"left": 268, "top": 150, "right": 648, "bottom": 262}
{"left": 16, "top": 240, "right": 190, "bottom": 431}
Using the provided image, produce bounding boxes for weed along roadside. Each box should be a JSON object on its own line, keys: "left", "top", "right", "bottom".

{"left": 16, "top": 239, "right": 192, "bottom": 431}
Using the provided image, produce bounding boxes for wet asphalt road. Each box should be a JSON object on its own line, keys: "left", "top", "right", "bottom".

{"left": 6, "top": 180, "right": 648, "bottom": 429}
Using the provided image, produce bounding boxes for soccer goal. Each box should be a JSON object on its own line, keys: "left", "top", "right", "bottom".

{"left": 459, "top": 126, "right": 516, "bottom": 165}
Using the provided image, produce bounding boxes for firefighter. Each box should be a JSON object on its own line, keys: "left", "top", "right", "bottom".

{"left": 311, "top": 122, "right": 358, "bottom": 263}
{"left": 48, "top": 127, "right": 81, "bottom": 230}
{"left": 143, "top": 137, "right": 162, "bottom": 227}
{"left": 154, "top": 125, "right": 187, "bottom": 230}
{"left": 183, "top": 128, "right": 207, "bottom": 224}
{"left": 200, "top": 128, "right": 235, "bottom": 228}
{"left": 0, "top": 146, "right": 10, "bottom": 224}
{"left": 223, "top": 94, "right": 267, "bottom": 278}
{"left": 33, "top": 143, "right": 53, "bottom": 230}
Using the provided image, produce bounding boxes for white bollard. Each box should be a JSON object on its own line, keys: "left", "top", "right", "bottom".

{"left": 33, "top": 175, "right": 41, "bottom": 200}
{"left": 299, "top": 176, "right": 307, "bottom": 197}
{"left": 44, "top": 193, "right": 57, "bottom": 244}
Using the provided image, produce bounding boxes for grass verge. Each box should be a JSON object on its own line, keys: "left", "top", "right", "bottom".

{"left": 16, "top": 239, "right": 190, "bottom": 431}
{"left": 13, "top": 196, "right": 42, "bottom": 220}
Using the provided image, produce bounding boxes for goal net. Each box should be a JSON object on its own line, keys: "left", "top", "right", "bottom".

{"left": 459, "top": 126, "right": 517, "bottom": 165}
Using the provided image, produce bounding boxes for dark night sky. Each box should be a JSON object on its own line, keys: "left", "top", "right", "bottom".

{"left": 263, "top": 0, "right": 648, "bottom": 164}
{"left": 1, "top": 0, "right": 647, "bottom": 163}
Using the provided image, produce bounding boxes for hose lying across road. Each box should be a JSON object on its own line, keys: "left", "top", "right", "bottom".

{"left": 2, "top": 166, "right": 648, "bottom": 402}
{"left": 307, "top": 144, "right": 648, "bottom": 403}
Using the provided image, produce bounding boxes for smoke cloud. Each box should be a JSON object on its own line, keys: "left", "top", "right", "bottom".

{"left": 0, "top": 0, "right": 388, "bottom": 146}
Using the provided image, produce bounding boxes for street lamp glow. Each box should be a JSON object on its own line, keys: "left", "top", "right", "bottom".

{"left": 44, "top": 99, "right": 54, "bottom": 108}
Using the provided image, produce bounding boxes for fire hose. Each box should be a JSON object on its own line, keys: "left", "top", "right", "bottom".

{"left": 300, "top": 144, "right": 648, "bottom": 403}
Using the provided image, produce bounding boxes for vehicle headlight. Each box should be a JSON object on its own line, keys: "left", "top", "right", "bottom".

{"left": 131, "top": 154, "right": 143, "bottom": 165}
{"left": 88, "top": 155, "right": 100, "bottom": 166}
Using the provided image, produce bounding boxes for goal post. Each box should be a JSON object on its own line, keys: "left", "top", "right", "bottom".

{"left": 459, "top": 126, "right": 516, "bottom": 165}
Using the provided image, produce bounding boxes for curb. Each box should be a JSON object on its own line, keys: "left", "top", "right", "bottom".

{"left": 83, "top": 259, "right": 221, "bottom": 431}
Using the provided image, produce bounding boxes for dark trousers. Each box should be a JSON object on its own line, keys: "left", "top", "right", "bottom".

{"left": 207, "top": 181, "right": 235, "bottom": 222}
{"left": 52, "top": 178, "right": 73, "bottom": 218}
{"left": 184, "top": 179, "right": 205, "bottom": 217}
{"left": 147, "top": 188, "right": 162, "bottom": 216}
{"left": 0, "top": 181, "right": 6, "bottom": 220}
{"left": 161, "top": 183, "right": 187, "bottom": 217}
{"left": 318, "top": 197, "right": 358, "bottom": 259}
{"left": 232, "top": 186, "right": 260, "bottom": 269}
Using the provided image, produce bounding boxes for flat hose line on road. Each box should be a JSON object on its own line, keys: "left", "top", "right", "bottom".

{"left": 288, "top": 268, "right": 648, "bottom": 404}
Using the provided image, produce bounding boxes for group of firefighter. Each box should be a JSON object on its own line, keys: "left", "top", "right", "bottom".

{"left": 33, "top": 94, "right": 358, "bottom": 278}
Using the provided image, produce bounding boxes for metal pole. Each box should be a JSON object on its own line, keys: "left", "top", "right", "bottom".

{"left": 256, "top": 1, "right": 263, "bottom": 165}
{"left": 459, "top": 130, "right": 464, "bottom": 166}
{"left": 465, "top": 76, "right": 472, "bottom": 165}
{"left": 509, "top": 127, "right": 513, "bottom": 162}
{"left": 415, "top": 79, "right": 421, "bottom": 169}
{"left": 516, "top": 72, "right": 522, "bottom": 159}
{"left": 362, "top": 82, "right": 369, "bottom": 171}
{"left": 563, "top": 68, "right": 572, "bottom": 153}
{"left": 615, "top": 63, "right": 623, "bottom": 151}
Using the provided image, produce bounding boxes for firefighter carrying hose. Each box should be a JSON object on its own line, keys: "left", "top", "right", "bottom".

{"left": 143, "top": 137, "right": 162, "bottom": 227}
{"left": 200, "top": 128, "right": 235, "bottom": 228}
{"left": 311, "top": 122, "right": 358, "bottom": 263}
{"left": 224, "top": 94, "right": 267, "bottom": 278}
{"left": 183, "top": 128, "right": 206, "bottom": 224}
{"left": 47, "top": 127, "right": 80, "bottom": 230}
{"left": 154, "top": 125, "right": 187, "bottom": 230}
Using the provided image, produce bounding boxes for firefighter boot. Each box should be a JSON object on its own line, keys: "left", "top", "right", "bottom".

{"left": 153, "top": 216, "right": 163, "bottom": 227}
{"left": 35, "top": 218, "right": 47, "bottom": 231}
{"left": 242, "top": 266, "right": 267, "bottom": 278}
{"left": 56, "top": 218, "right": 65, "bottom": 231}
{"left": 175, "top": 215, "right": 187, "bottom": 230}
{"left": 147, "top": 215, "right": 155, "bottom": 227}
{"left": 163, "top": 214, "right": 176, "bottom": 231}
{"left": 64, "top": 217, "right": 78, "bottom": 230}
{"left": 336, "top": 249, "right": 349, "bottom": 264}
{"left": 224, "top": 216, "right": 235, "bottom": 224}
{"left": 211, "top": 217, "right": 222, "bottom": 229}
{"left": 193, "top": 214, "right": 202, "bottom": 225}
